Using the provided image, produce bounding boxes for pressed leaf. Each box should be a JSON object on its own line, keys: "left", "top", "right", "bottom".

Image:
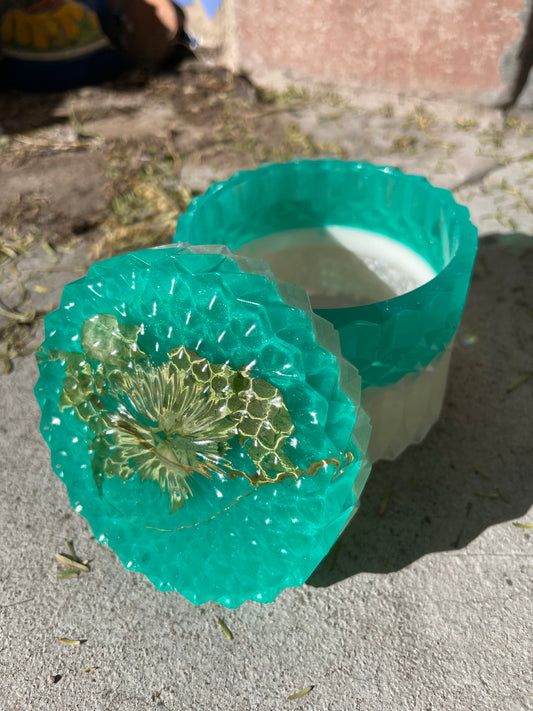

{"left": 60, "top": 372, "right": 96, "bottom": 409}
{"left": 512, "top": 522, "right": 533, "bottom": 529}
{"left": 81, "top": 313, "right": 144, "bottom": 367}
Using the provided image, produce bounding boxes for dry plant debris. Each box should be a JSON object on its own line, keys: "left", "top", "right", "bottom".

{"left": 217, "top": 617, "right": 234, "bottom": 641}
{"left": 55, "top": 541, "right": 91, "bottom": 579}
{"left": 288, "top": 685, "right": 315, "bottom": 701}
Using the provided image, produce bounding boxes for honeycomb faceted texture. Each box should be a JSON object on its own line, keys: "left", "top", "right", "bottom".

{"left": 174, "top": 160, "right": 478, "bottom": 389}
{"left": 35, "top": 245, "right": 371, "bottom": 607}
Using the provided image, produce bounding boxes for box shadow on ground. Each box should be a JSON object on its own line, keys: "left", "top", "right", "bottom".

{"left": 309, "top": 232, "right": 533, "bottom": 587}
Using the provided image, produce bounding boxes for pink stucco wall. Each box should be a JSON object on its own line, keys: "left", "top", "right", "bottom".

{"left": 235, "top": 0, "right": 525, "bottom": 94}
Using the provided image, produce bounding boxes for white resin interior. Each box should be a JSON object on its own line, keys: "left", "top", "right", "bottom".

{"left": 238, "top": 226, "right": 437, "bottom": 308}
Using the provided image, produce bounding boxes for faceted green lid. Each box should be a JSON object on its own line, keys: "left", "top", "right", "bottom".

{"left": 35, "top": 244, "right": 371, "bottom": 607}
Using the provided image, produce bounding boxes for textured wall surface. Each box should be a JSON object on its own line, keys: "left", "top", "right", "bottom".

{"left": 231, "top": 0, "right": 525, "bottom": 95}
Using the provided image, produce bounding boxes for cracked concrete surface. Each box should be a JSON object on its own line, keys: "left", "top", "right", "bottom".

{"left": 0, "top": 72, "right": 532, "bottom": 710}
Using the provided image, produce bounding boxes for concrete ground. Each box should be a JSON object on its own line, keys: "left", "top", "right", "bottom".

{"left": 0, "top": 65, "right": 532, "bottom": 710}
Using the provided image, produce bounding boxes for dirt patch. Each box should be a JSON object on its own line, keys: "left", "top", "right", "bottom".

{"left": 0, "top": 61, "right": 347, "bottom": 263}
{"left": 0, "top": 152, "right": 107, "bottom": 243}
{"left": 0, "top": 59, "right": 336, "bottom": 370}
{"left": 81, "top": 102, "right": 178, "bottom": 141}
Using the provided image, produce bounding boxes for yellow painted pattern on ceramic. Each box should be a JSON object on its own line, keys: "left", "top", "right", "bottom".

{"left": 1, "top": 13, "right": 14, "bottom": 44}
{"left": 15, "top": 11, "right": 32, "bottom": 46}
{"left": 0, "top": 2, "right": 103, "bottom": 52}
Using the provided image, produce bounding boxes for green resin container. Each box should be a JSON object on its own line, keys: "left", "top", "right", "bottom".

{"left": 174, "top": 160, "right": 478, "bottom": 460}
{"left": 35, "top": 245, "right": 371, "bottom": 607}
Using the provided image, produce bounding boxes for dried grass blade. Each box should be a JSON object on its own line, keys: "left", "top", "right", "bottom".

{"left": 217, "top": 617, "right": 233, "bottom": 641}
{"left": 288, "top": 685, "right": 314, "bottom": 701}
{"left": 378, "top": 488, "right": 392, "bottom": 516}
{"left": 54, "top": 554, "right": 90, "bottom": 573}
{"left": 56, "top": 570, "right": 79, "bottom": 580}
{"left": 65, "top": 541, "right": 77, "bottom": 559}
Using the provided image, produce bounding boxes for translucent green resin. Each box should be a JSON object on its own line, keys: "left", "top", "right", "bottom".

{"left": 174, "top": 160, "right": 478, "bottom": 388}
{"left": 35, "top": 246, "right": 371, "bottom": 607}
